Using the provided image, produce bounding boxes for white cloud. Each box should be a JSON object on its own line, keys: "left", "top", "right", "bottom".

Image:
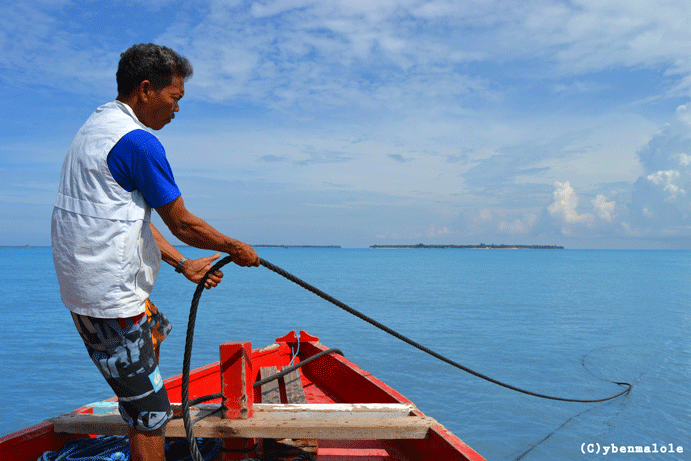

{"left": 623, "top": 103, "right": 691, "bottom": 238}
{"left": 498, "top": 215, "right": 538, "bottom": 235}
{"left": 592, "top": 194, "right": 616, "bottom": 223}
{"left": 6, "top": 0, "right": 691, "bottom": 106}
{"left": 6, "top": 1, "right": 691, "bottom": 248}
{"left": 647, "top": 170, "right": 685, "bottom": 201}
{"left": 620, "top": 221, "right": 641, "bottom": 237}
{"left": 425, "top": 225, "right": 452, "bottom": 238}
{"left": 548, "top": 181, "right": 594, "bottom": 227}
{"left": 148, "top": 0, "right": 691, "bottom": 114}
{"left": 647, "top": 169, "right": 679, "bottom": 186}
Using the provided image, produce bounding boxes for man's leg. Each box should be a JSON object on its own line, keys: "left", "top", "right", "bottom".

{"left": 129, "top": 426, "right": 165, "bottom": 461}
{"left": 125, "top": 303, "right": 169, "bottom": 461}
{"left": 71, "top": 310, "right": 172, "bottom": 460}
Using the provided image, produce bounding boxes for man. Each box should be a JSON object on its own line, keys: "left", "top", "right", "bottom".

{"left": 51, "top": 43, "right": 259, "bottom": 461}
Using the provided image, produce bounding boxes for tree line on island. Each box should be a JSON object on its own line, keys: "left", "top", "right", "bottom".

{"left": 252, "top": 245, "right": 342, "bottom": 248}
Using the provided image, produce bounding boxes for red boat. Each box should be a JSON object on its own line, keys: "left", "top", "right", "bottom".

{"left": 0, "top": 331, "right": 485, "bottom": 461}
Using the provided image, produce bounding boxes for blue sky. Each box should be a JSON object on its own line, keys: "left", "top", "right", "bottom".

{"left": 3, "top": 1, "right": 691, "bottom": 248}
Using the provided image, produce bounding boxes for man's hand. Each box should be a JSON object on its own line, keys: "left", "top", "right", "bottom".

{"left": 181, "top": 253, "right": 224, "bottom": 289}
{"left": 228, "top": 240, "right": 260, "bottom": 267}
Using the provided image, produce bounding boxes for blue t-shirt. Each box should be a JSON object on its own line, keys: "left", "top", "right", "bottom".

{"left": 106, "top": 129, "right": 181, "bottom": 208}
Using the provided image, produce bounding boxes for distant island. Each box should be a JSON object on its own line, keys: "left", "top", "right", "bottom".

{"left": 369, "top": 243, "right": 564, "bottom": 249}
{"left": 253, "top": 245, "right": 341, "bottom": 248}
{"left": 247, "top": 243, "right": 565, "bottom": 249}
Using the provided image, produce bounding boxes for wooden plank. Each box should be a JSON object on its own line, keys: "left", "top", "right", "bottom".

{"left": 218, "top": 413, "right": 438, "bottom": 441}
{"left": 283, "top": 369, "right": 307, "bottom": 404}
{"left": 259, "top": 367, "right": 281, "bottom": 404}
{"left": 255, "top": 403, "right": 417, "bottom": 417}
{"left": 47, "top": 411, "right": 437, "bottom": 440}
{"left": 75, "top": 402, "right": 416, "bottom": 417}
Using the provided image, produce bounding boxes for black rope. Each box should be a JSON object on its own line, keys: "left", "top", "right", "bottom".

{"left": 253, "top": 348, "right": 343, "bottom": 388}
{"left": 181, "top": 255, "right": 632, "bottom": 461}
{"left": 181, "top": 256, "right": 343, "bottom": 461}
{"left": 180, "top": 255, "right": 223, "bottom": 461}
{"left": 258, "top": 258, "right": 631, "bottom": 403}
{"left": 511, "top": 406, "right": 595, "bottom": 461}
{"left": 191, "top": 406, "right": 223, "bottom": 425}
{"left": 184, "top": 348, "right": 343, "bottom": 410}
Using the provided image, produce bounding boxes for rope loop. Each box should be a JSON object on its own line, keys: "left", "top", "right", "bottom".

{"left": 258, "top": 258, "right": 632, "bottom": 403}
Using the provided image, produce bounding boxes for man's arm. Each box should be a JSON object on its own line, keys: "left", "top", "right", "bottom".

{"left": 150, "top": 223, "right": 225, "bottom": 288}
{"left": 155, "top": 195, "right": 260, "bottom": 267}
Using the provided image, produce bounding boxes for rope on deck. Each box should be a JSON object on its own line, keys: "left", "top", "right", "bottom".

{"left": 37, "top": 435, "right": 220, "bottom": 461}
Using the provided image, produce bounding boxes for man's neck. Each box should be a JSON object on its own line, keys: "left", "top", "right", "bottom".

{"left": 116, "top": 95, "right": 145, "bottom": 124}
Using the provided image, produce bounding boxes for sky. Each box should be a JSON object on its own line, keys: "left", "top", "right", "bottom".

{"left": 2, "top": 1, "right": 691, "bottom": 249}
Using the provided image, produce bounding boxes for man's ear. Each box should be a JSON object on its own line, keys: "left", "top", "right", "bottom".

{"left": 137, "top": 80, "right": 153, "bottom": 102}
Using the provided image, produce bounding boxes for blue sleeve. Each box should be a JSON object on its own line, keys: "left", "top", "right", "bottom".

{"left": 107, "top": 129, "right": 181, "bottom": 208}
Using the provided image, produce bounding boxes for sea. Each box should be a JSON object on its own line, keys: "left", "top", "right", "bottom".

{"left": 0, "top": 246, "right": 689, "bottom": 460}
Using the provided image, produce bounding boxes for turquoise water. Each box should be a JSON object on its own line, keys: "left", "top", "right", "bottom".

{"left": 0, "top": 247, "right": 689, "bottom": 460}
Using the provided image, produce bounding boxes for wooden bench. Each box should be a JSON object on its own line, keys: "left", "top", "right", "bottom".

{"left": 47, "top": 366, "right": 436, "bottom": 441}
{"left": 47, "top": 403, "right": 433, "bottom": 439}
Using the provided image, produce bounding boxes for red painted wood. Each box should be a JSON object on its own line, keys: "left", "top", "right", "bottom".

{"left": 388, "top": 426, "right": 487, "bottom": 461}
{"left": 275, "top": 330, "right": 299, "bottom": 344}
{"left": 219, "top": 341, "right": 256, "bottom": 461}
{"left": 220, "top": 341, "right": 254, "bottom": 419}
{"left": 165, "top": 360, "right": 221, "bottom": 404}
{"left": 299, "top": 341, "right": 411, "bottom": 404}
{"left": 0, "top": 422, "right": 85, "bottom": 461}
{"left": 297, "top": 330, "right": 320, "bottom": 342}
{"left": 297, "top": 339, "right": 485, "bottom": 461}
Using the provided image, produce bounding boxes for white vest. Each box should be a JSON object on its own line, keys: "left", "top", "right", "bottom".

{"left": 51, "top": 101, "right": 161, "bottom": 318}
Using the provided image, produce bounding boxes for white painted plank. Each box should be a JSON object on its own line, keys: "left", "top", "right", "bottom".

{"left": 48, "top": 409, "right": 436, "bottom": 440}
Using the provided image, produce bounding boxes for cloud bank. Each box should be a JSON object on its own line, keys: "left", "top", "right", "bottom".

{"left": 2, "top": 1, "right": 691, "bottom": 247}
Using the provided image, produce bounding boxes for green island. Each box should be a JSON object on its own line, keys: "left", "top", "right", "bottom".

{"left": 369, "top": 243, "right": 564, "bottom": 249}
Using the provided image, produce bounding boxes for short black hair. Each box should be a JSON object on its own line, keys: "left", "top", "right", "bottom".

{"left": 116, "top": 43, "right": 193, "bottom": 97}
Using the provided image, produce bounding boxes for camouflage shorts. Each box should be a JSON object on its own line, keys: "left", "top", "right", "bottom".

{"left": 71, "top": 300, "right": 173, "bottom": 431}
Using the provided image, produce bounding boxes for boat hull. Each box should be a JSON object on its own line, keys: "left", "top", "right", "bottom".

{"left": 0, "top": 331, "right": 485, "bottom": 461}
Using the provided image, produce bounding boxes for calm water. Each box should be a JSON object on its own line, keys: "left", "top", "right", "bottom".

{"left": 0, "top": 247, "right": 689, "bottom": 460}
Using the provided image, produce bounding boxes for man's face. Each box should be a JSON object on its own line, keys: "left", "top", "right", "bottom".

{"left": 142, "top": 74, "right": 185, "bottom": 130}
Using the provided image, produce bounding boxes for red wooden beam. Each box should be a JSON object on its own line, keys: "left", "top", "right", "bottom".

{"left": 219, "top": 341, "right": 256, "bottom": 460}
{"left": 220, "top": 341, "right": 254, "bottom": 419}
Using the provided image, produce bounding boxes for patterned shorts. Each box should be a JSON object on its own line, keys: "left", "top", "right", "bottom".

{"left": 71, "top": 299, "right": 173, "bottom": 431}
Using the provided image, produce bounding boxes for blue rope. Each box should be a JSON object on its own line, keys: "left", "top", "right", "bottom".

{"left": 37, "top": 436, "right": 127, "bottom": 461}
{"left": 37, "top": 436, "right": 220, "bottom": 461}
{"left": 288, "top": 332, "right": 300, "bottom": 367}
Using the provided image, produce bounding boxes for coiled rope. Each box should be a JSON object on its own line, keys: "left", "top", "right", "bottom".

{"left": 181, "top": 255, "right": 632, "bottom": 461}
